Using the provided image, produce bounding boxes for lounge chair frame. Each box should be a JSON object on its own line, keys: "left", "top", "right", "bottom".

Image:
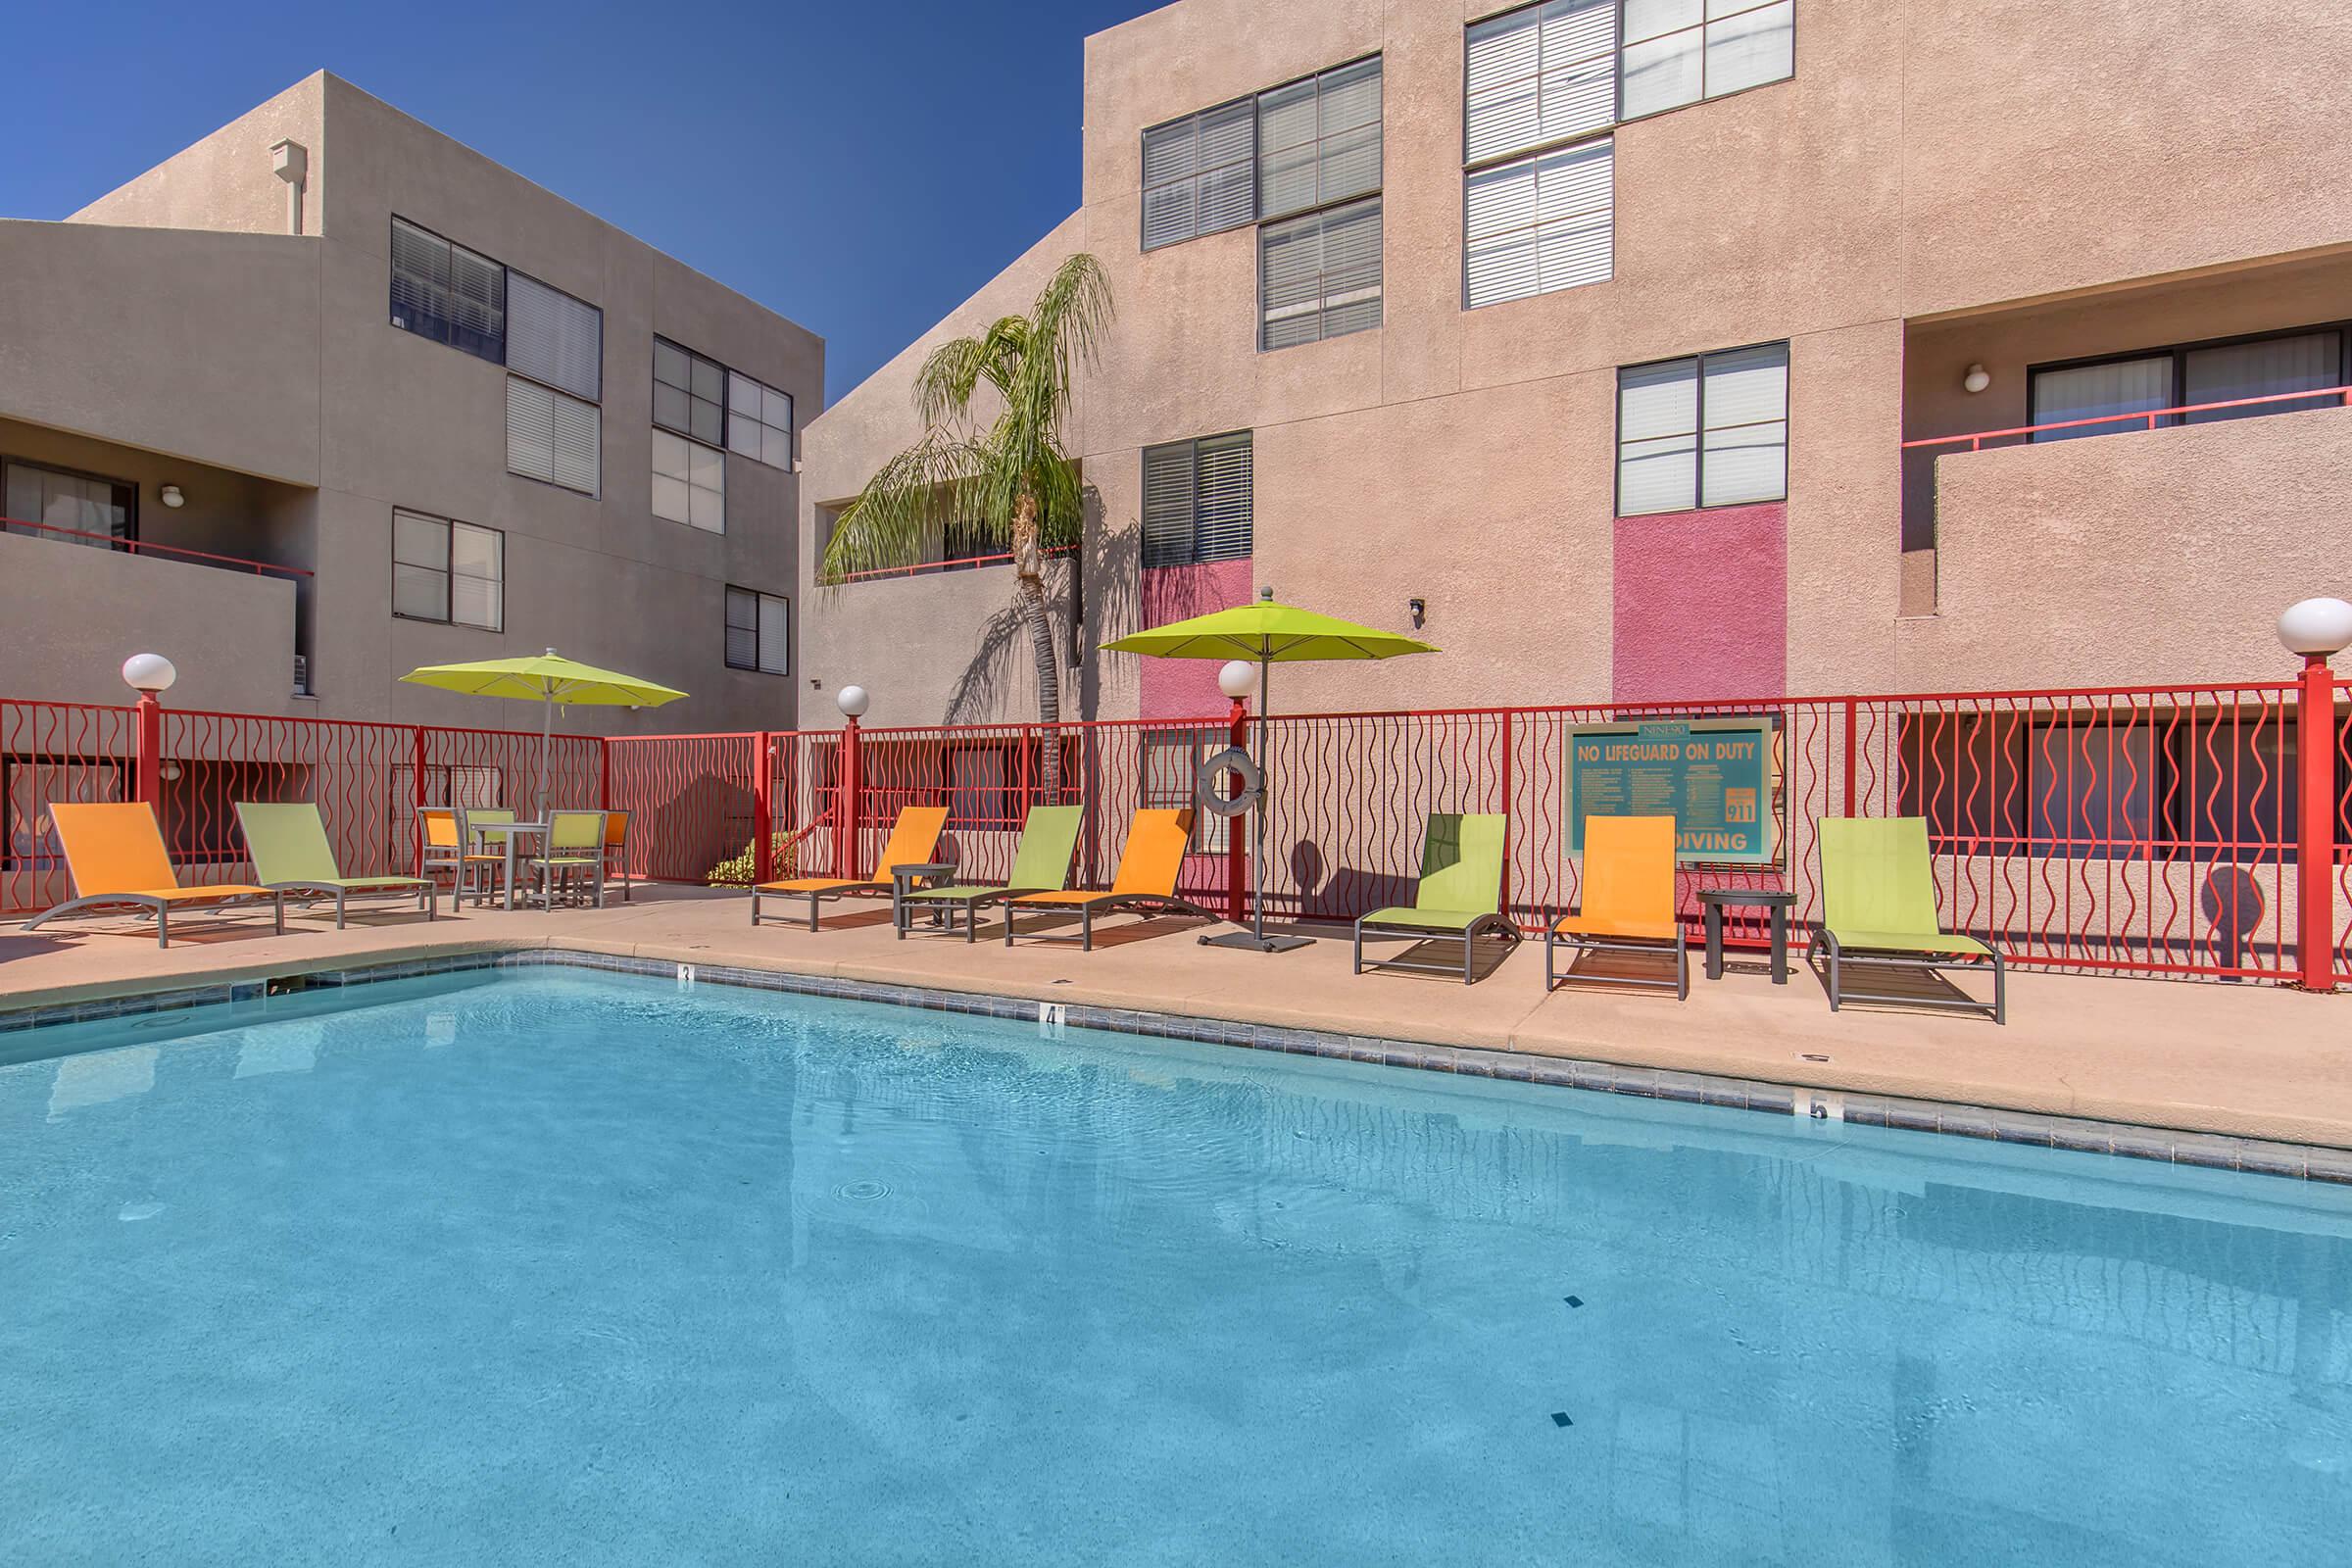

{"left": 1808, "top": 930, "right": 2005, "bottom": 1024}
{"left": 269, "top": 879, "right": 435, "bottom": 928}
{"left": 1006, "top": 893, "right": 1219, "bottom": 950}
{"left": 1352, "top": 911, "right": 1520, "bottom": 984}
{"left": 1545, "top": 925, "right": 1689, "bottom": 999}
{"left": 754, "top": 806, "right": 952, "bottom": 932}
{"left": 26, "top": 889, "right": 285, "bottom": 948}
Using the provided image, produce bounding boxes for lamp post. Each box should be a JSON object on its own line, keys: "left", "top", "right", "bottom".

{"left": 836, "top": 685, "right": 869, "bottom": 881}
{"left": 1218, "top": 661, "right": 1256, "bottom": 925}
{"left": 122, "top": 654, "right": 177, "bottom": 809}
{"left": 2278, "top": 599, "right": 2351, "bottom": 993}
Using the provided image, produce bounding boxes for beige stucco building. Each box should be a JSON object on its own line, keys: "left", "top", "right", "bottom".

{"left": 0, "top": 72, "right": 818, "bottom": 732}
{"left": 799, "top": 0, "right": 2352, "bottom": 729}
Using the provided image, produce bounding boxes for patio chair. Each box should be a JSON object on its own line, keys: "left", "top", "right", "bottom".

{"left": 1002, "top": 808, "right": 1217, "bottom": 949}
{"left": 601, "top": 809, "right": 634, "bottom": 902}
{"left": 1809, "top": 816, "right": 2004, "bottom": 1024}
{"left": 900, "top": 805, "right": 1084, "bottom": 943}
{"left": 419, "top": 808, "right": 505, "bottom": 905}
{"left": 1352, "top": 813, "right": 1518, "bottom": 984}
{"left": 458, "top": 808, "right": 518, "bottom": 907}
{"left": 1545, "top": 814, "right": 1687, "bottom": 999}
{"left": 236, "top": 802, "right": 435, "bottom": 928}
{"left": 753, "top": 806, "right": 949, "bottom": 930}
{"left": 24, "top": 802, "right": 284, "bottom": 948}
{"left": 524, "top": 810, "right": 608, "bottom": 909}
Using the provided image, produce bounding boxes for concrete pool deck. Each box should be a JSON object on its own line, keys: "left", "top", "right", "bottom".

{"left": 3, "top": 884, "right": 2346, "bottom": 1151}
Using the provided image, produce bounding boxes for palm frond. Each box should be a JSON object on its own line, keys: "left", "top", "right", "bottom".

{"left": 819, "top": 429, "right": 988, "bottom": 581}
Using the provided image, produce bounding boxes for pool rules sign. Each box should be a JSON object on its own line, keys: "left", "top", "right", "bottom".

{"left": 1566, "top": 718, "right": 1777, "bottom": 865}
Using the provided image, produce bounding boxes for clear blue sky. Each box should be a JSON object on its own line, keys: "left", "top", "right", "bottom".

{"left": 0, "top": 0, "right": 1155, "bottom": 404}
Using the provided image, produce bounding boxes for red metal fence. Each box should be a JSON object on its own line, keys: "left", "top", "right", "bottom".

{"left": 3, "top": 672, "right": 2345, "bottom": 988}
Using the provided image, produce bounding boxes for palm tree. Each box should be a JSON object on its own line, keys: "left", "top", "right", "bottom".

{"left": 821, "top": 253, "right": 1112, "bottom": 795}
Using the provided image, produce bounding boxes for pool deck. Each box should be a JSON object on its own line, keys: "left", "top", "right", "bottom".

{"left": 3, "top": 884, "right": 2346, "bottom": 1150}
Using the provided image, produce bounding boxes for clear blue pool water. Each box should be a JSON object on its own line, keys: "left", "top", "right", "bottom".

{"left": 2, "top": 970, "right": 2348, "bottom": 1565}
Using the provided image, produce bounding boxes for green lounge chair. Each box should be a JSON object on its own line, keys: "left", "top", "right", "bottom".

{"left": 1352, "top": 812, "right": 1518, "bottom": 984}
{"left": 899, "top": 805, "right": 1084, "bottom": 943}
{"left": 1809, "top": 816, "right": 2004, "bottom": 1024}
{"left": 236, "top": 803, "right": 435, "bottom": 928}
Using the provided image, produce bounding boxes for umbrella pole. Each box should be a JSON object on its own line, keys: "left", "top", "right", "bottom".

{"left": 538, "top": 691, "right": 552, "bottom": 818}
{"left": 1204, "top": 648, "right": 1313, "bottom": 953}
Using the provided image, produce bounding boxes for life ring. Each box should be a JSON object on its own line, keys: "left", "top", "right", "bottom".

{"left": 1196, "top": 747, "right": 1262, "bottom": 817}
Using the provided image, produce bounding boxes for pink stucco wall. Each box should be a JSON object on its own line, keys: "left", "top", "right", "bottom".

{"left": 1137, "top": 558, "right": 1253, "bottom": 720}
{"left": 1612, "top": 503, "right": 1788, "bottom": 706}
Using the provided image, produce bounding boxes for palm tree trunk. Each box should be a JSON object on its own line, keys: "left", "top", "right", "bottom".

{"left": 1011, "top": 490, "right": 1062, "bottom": 797}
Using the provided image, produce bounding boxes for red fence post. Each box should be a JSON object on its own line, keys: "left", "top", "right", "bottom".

{"left": 1842, "top": 697, "right": 1859, "bottom": 815}
{"left": 410, "top": 726, "right": 427, "bottom": 876}
{"left": 1498, "top": 710, "right": 1515, "bottom": 921}
{"left": 599, "top": 737, "right": 612, "bottom": 812}
{"left": 1226, "top": 697, "right": 1249, "bottom": 923}
{"left": 752, "top": 732, "right": 774, "bottom": 885}
{"left": 132, "top": 694, "right": 163, "bottom": 808}
{"left": 840, "top": 715, "right": 863, "bottom": 881}
{"left": 2296, "top": 657, "right": 2338, "bottom": 992}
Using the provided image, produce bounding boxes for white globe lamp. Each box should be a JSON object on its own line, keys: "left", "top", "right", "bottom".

{"left": 122, "top": 654, "right": 178, "bottom": 695}
{"left": 1217, "top": 661, "right": 1258, "bottom": 700}
{"left": 2276, "top": 598, "right": 2352, "bottom": 661}
{"left": 835, "top": 684, "right": 871, "bottom": 719}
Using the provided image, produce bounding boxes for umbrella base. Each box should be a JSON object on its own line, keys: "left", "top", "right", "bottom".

{"left": 1200, "top": 930, "right": 1316, "bottom": 954}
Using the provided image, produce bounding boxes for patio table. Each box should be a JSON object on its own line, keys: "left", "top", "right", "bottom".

{"left": 469, "top": 821, "right": 548, "bottom": 912}
{"left": 1698, "top": 888, "right": 1797, "bottom": 985}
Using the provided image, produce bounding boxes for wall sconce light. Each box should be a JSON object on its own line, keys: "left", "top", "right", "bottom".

{"left": 1961, "top": 364, "right": 1990, "bottom": 395}
{"left": 159, "top": 485, "right": 185, "bottom": 509}
{"left": 1407, "top": 597, "right": 1427, "bottom": 630}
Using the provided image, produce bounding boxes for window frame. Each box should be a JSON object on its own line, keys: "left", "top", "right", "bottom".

{"left": 503, "top": 375, "right": 603, "bottom": 498}
{"left": 724, "top": 585, "right": 790, "bottom": 675}
{"left": 1613, "top": 339, "right": 1790, "bottom": 517}
{"left": 1258, "top": 195, "right": 1385, "bottom": 351}
{"left": 2026, "top": 319, "right": 2352, "bottom": 434}
{"left": 1140, "top": 94, "right": 1259, "bottom": 252}
{"left": 390, "top": 508, "right": 505, "bottom": 633}
{"left": 1613, "top": 0, "right": 1797, "bottom": 126}
{"left": 1, "top": 457, "right": 139, "bottom": 546}
{"left": 653, "top": 426, "right": 727, "bottom": 534}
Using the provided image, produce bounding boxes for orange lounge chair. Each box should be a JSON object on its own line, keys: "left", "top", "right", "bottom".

{"left": 1002, "top": 808, "right": 1217, "bottom": 950}
{"left": 1545, "top": 813, "right": 1688, "bottom": 999}
{"left": 751, "top": 806, "right": 949, "bottom": 930}
{"left": 24, "top": 802, "right": 285, "bottom": 948}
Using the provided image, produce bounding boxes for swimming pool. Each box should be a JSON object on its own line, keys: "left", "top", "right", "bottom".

{"left": 2, "top": 969, "right": 2347, "bottom": 1564}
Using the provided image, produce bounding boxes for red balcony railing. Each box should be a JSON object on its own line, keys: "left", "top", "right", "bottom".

{"left": 1, "top": 516, "right": 312, "bottom": 580}
{"left": 822, "top": 544, "right": 1075, "bottom": 584}
{"left": 1903, "top": 385, "right": 2352, "bottom": 454}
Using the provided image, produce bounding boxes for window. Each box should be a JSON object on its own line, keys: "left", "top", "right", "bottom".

{"left": 4, "top": 461, "right": 135, "bottom": 547}
{"left": 654, "top": 428, "right": 725, "bottom": 532}
{"left": 1465, "top": 0, "right": 1617, "bottom": 164}
{"left": 725, "top": 586, "right": 789, "bottom": 674}
{"left": 2030, "top": 326, "right": 2348, "bottom": 442}
{"left": 1143, "top": 98, "right": 1257, "bottom": 249}
{"left": 392, "top": 509, "right": 504, "bottom": 631}
{"left": 727, "top": 370, "right": 794, "bottom": 468}
{"left": 654, "top": 338, "right": 726, "bottom": 446}
{"left": 1142, "top": 432, "right": 1253, "bottom": 567}
{"left": 505, "top": 271, "right": 603, "bottom": 403}
{"left": 505, "top": 377, "right": 601, "bottom": 496}
{"left": 389, "top": 217, "right": 506, "bottom": 364}
{"left": 1617, "top": 342, "right": 1788, "bottom": 514}
{"left": 1464, "top": 138, "right": 1614, "bottom": 309}
{"left": 1620, "top": 0, "right": 1793, "bottom": 121}
{"left": 1255, "top": 57, "right": 1383, "bottom": 221}
{"left": 1259, "top": 198, "right": 1383, "bottom": 349}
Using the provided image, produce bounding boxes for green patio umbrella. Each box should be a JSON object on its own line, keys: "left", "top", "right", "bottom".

{"left": 1102, "top": 589, "right": 1437, "bottom": 952}
{"left": 399, "top": 649, "right": 686, "bottom": 816}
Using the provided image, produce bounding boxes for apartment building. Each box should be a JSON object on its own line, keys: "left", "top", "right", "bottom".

{"left": 799, "top": 0, "right": 2351, "bottom": 728}
{"left": 0, "top": 72, "right": 818, "bottom": 732}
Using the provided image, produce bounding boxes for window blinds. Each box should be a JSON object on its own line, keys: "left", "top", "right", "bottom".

{"left": 507, "top": 377, "right": 601, "bottom": 496}
{"left": 506, "top": 271, "right": 603, "bottom": 403}
{"left": 1464, "top": 137, "right": 1613, "bottom": 309}
{"left": 1465, "top": 0, "right": 1617, "bottom": 164}
{"left": 1260, "top": 197, "right": 1383, "bottom": 349}
{"left": 1616, "top": 343, "right": 1788, "bottom": 514}
{"left": 1143, "top": 98, "right": 1256, "bottom": 249}
{"left": 1142, "top": 433, "right": 1253, "bottom": 567}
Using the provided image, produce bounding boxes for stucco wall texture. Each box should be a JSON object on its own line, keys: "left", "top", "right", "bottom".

{"left": 4, "top": 72, "right": 822, "bottom": 734}
{"left": 800, "top": 0, "right": 2352, "bottom": 725}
